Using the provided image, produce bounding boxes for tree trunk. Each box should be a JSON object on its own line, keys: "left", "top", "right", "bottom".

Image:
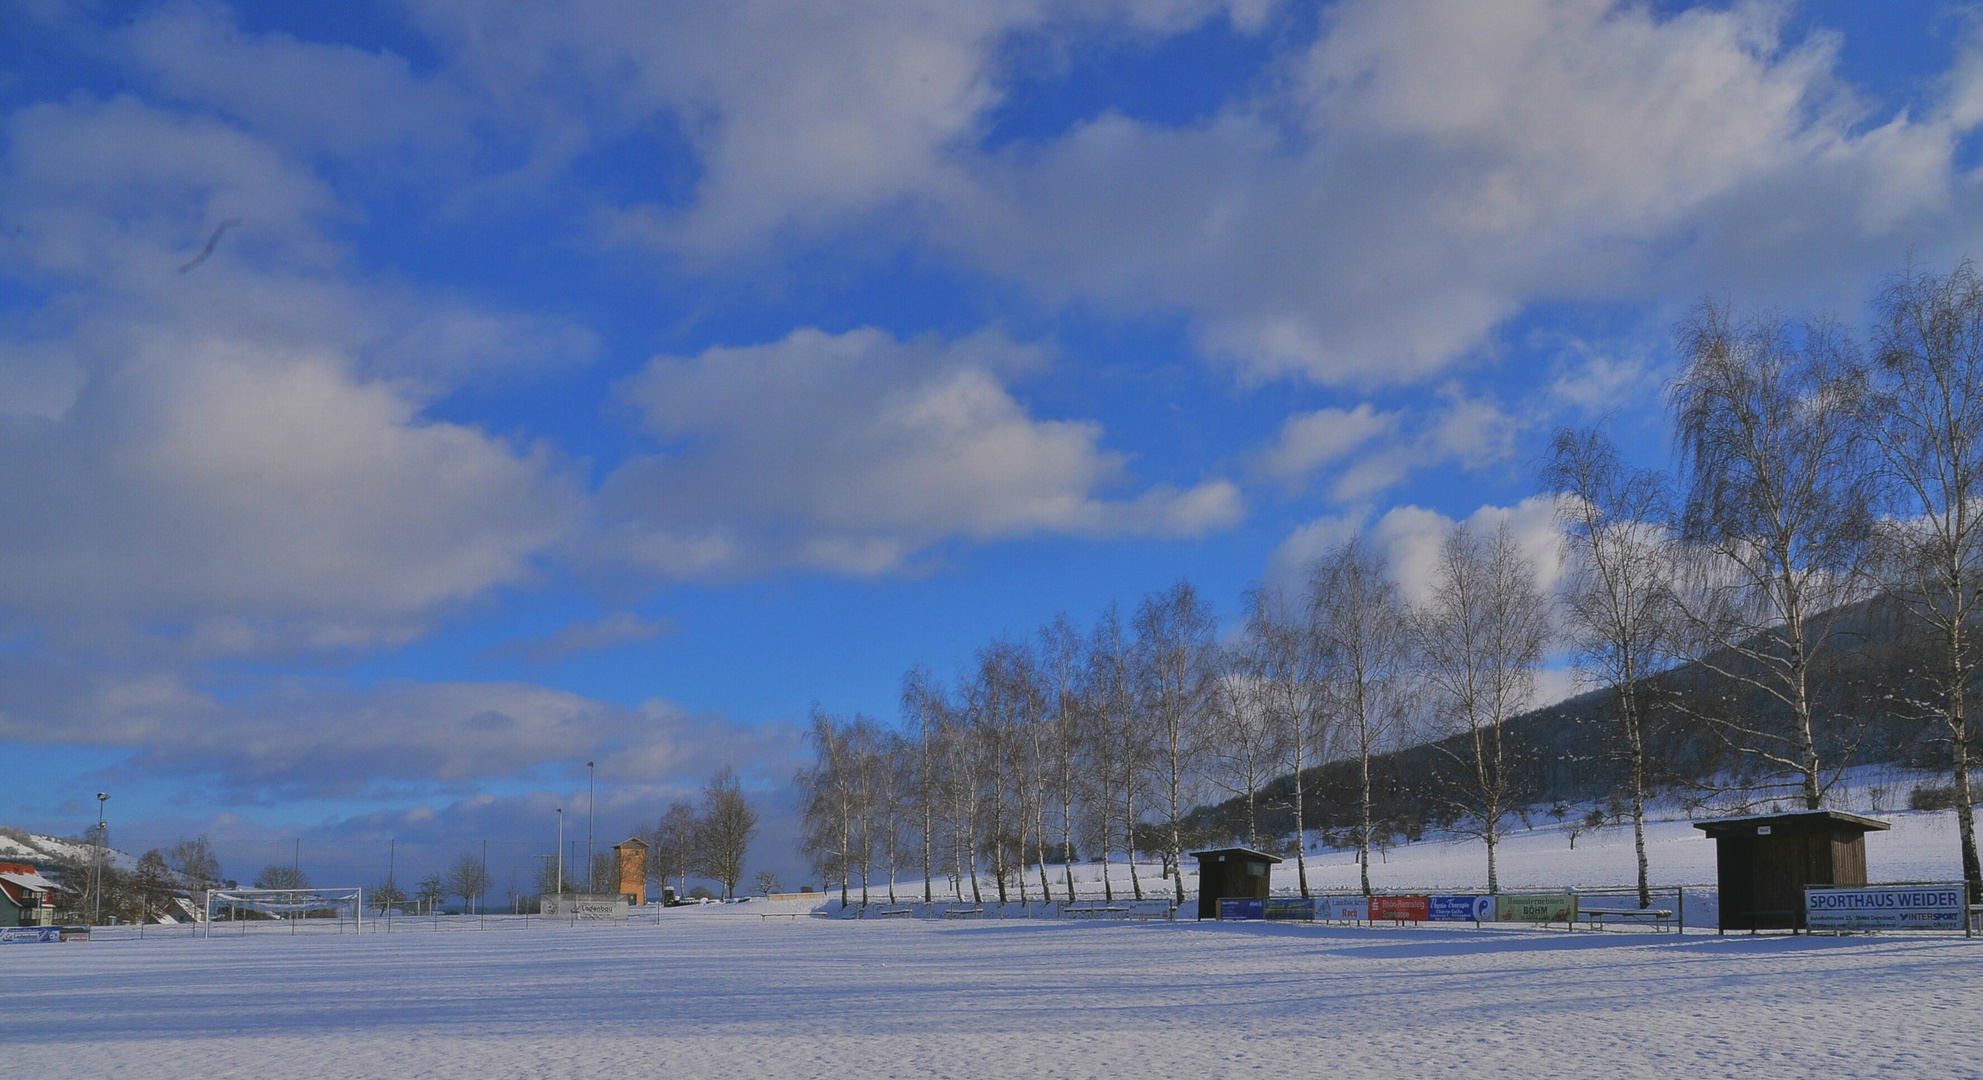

{"left": 1358, "top": 734, "right": 1373, "bottom": 896}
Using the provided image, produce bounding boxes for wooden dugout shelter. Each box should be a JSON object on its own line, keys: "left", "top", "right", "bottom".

{"left": 1693, "top": 810, "right": 1889, "bottom": 933}
{"left": 1188, "top": 847, "right": 1282, "bottom": 920}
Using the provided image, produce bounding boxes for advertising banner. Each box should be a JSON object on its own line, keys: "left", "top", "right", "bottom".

{"left": 1495, "top": 894, "right": 1577, "bottom": 923}
{"left": 1264, "top": 897, "right": 1315, "bottom": 921}
{"left": 0, "top": 927, "right": 61, "bottom": 944}
{"left": 1369, "top": 896, "right": 1429, "bottom": 921}
{"left": 1218, "top": 898, "right": 1264, "bottom": 920}
{"left": 1319, "top": 896, "right": 1369, "bottom": 922}
{"left": 1428, "top": 895, "right": 1495, "bottom": 922}
{"left": 1805, "top": 885, "right": 1967, "bottom": 931}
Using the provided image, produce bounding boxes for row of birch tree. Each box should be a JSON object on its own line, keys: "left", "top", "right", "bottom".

{"left": 798, "top": 260, "right": 1983, "bottom": 908}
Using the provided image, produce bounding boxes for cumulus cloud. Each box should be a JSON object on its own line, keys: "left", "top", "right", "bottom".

{"left": 397, "top": 0, "right": 1276, "bottom": 251}
{"left": 1253, "top": 388, "right": 1519, "bottom": 504}
{"left": 1268, "top": 494, "right": 1567, "bottom": 604}
{"left": 63, "top": 0, "right": 1983, "bottom": 393}
{"left": 945, "top": 0, "right": 1983, "bottom": 382}
{"left": 0, "top": 95, "right": 586, "bottom": 651}
{"left": 598, "top": 326, "right": 1242, "bottom": 577}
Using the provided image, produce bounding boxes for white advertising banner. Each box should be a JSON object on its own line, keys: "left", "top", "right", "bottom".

{"left": 1805, "top": 884, "right": 1967, "bottom": 931}
{"left": 1318, "top": 896, "right": 1369, "bottom": 921}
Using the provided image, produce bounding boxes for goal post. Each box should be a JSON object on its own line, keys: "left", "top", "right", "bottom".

{"left": 205, "top": 887, "right": 363, "bottom": 937}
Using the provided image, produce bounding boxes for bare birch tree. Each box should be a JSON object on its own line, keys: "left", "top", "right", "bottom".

{"left": 1209, "top": 598, "right": 1287, "bottom": 850}
{"left": 1868, "top": 260, "right": 1983, "bottom": 903}
{"left": 1082, "top": 605, "right": 1133, "bottom": 902}
{"left": 1310, "top": 533, "right": 1411, "bottom": 896}
{"left": 1249, "top": 585, "right": 1332, "bottom": 896}
{"left": 1414, "top": 522, "right": 1550, "bottom": 895}
{"left": 901, "top": 664, "right": 948, "bottom": 903}
{"left": 1544, "top": 425, "right": 1677, "bottom": 908}
{"left": 799, "top": 708, "right": 855, "bottom": 905}
{"left": 1039, "top": 614, "right": 1087, "bottom": 901}
{"left": 1670, "top": 301, "right": 1872, "bottom": 808}
{"left": 1133, "top": 580, "right": 1217, "bottom": 905}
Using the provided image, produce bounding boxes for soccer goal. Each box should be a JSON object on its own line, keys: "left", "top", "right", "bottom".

{"left": 205, "top": 888, "right": 364, "bottom": 936}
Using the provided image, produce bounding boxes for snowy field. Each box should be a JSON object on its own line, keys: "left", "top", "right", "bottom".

{"left": 12, "top": 903, "right": 1983, "bottom": 1079}
{"left": 12, "top": 799, "right": 1982, "bottom": 1078}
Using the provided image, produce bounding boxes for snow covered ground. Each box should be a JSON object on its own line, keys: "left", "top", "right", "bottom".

{"left": 11, "top": 796, "right": 1982, "bottom": 1078}
{"left": 12, "top": 903, "right": 1983, "bottom": 1079}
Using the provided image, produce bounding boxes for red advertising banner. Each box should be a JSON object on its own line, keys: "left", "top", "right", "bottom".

{"left": 1368, "top": 896, "right": 1428, "bottom": 921}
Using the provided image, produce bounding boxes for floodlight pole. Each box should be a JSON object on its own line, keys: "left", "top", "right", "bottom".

{"left": 587, "top": 761, "right": 595, "bottom": 894}
{"left": 555, "top": 808, "right": 564, "bottom": 895}
{"left": 94, "top": 793, "right": 107, "bottom": 926}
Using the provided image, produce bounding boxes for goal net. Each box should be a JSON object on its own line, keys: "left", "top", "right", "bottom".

{"left": 205, "top": 888, "right": 363, "bottom": 936}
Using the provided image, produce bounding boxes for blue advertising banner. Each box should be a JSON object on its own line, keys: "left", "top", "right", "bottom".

{"left": 1428, "top": 896, "right": 1493, "bottom": 922}
{"left": 1264, "top": 897, "right": 1315, "bottom": 921}
{"left": 0, "top": 926, "right": 61, "bottom": 944}
{"left": 1219, "top": 898, "right": 1264, "bottom": 920}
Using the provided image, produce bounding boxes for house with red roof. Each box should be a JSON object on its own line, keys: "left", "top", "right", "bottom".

{"left": 0, "top": 862, "right": 56, "bottom": 927}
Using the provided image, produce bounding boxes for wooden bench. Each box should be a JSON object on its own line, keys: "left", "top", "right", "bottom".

{"left": 759, "top": 911, "right": 809, "bottom": 919}
{"left": 1579, "top": 908, "right": 1674, "bottom": 932}
{"left": 874, "top": 907, "right": 914, "bottom": 918}
{"left": 940, "top": 907, "right": 985, "bottom": 919}
{"left": 1123, "top": 905, "right": 1175, "bottom": 921}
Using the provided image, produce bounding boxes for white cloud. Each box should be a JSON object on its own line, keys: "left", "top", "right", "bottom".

{"left": 120, "top": 1, "right": 477, "bottom": 161}
{"left": 1270, "top": 494, "right": 1567, "bottom": 606}
{"left": 400, "top": 0, "right": 1275, "bottom": 253}
{"left": 0, "top": 96, "right": 585, "bottom": 650}
{"left": 61, "top": 0, "right": 1981, "bottom": 395}
{"left": 1255, "top": 404, "right": 1398, "bottom": 489}
{"left": 1253, "top": 388, "right": 1519, "bottom": 504}
{"left": 934, "top": 0, "right": 1983, "bottom": 383}
{"left": 601, "top": 326, "right": 1242, "bottom": 577}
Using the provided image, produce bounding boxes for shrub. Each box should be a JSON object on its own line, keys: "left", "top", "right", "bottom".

{"left": 1910, "top": 784, "right": 1959, "bottom": 812}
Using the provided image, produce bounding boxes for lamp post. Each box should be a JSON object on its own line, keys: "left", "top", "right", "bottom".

{"left": 555, "top": 808, "right": 564, "bottom": 895}
{"left": 586, "top": 761, "right": 595, "bottom": 894}
{"left": 94, "top": 792, "right": 108, "bottom": 926}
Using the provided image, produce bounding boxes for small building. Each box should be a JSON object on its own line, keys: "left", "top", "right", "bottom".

{"left": 1694, "top": 810, "right": 1890, "bottom": 932}
{"left": 611, "top": 837, "right": 648, "bottom": 906}
{"left": 0, "top": 862, "right": 56, "bottom": 927}
{"left": 1188, "top": 847, "right": 1282, "bottom": 920}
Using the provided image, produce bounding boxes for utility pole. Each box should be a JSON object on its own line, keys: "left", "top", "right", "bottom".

{"left": 388, "top": 840, "right": 395, "bottom": 932}
{"left": 94, "top": 792, "right": 108, "bottom": 926}
{"left": 587, "top": 761, "right": 596, "bottom": 894}
{"left": 481, "top": 839, "right": 488, "bottom": 927}
{"left": 555, "top": 808, "right": 564, "bottom": 895}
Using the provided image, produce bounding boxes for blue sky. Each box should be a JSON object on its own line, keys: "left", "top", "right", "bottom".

{"left": 3, "top": 0, "right": 1979, "bottom": 890}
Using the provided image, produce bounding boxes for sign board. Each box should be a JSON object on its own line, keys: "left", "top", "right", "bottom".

{"left": 1219, "top": 898, "right": 1264, "bottom": 920}
{"left": 1369, "top": 896, "right": 1429, "bottom": 921}
{"left": 1428, "top": 896, "right": 1494, "bottom": 922}
{"left": 1496, "top": 894, "right": 1577, "bottom": 923}
{"left": 1805, "top": 884, "right": 1967, "bottom": 931}
{"left": 0, "top": 927, "right": 61, "bottom": 944}
{"left": 1319, "top": 896, "right": 1368, "bottom": 921}
{"left": 1264, "top": 897, "right": 1315, "bottom": 921}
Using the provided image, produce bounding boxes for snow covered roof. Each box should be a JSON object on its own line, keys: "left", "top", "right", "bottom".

{"left": 0, "top": 870, "right": 55, "bottom": 893}
{"left": 1692, "top": 809, "right": 1890, "bottom": 836}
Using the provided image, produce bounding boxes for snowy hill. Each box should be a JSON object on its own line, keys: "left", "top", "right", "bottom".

{"left": 0, "top": 825, "right": 137, "bottom": 872}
